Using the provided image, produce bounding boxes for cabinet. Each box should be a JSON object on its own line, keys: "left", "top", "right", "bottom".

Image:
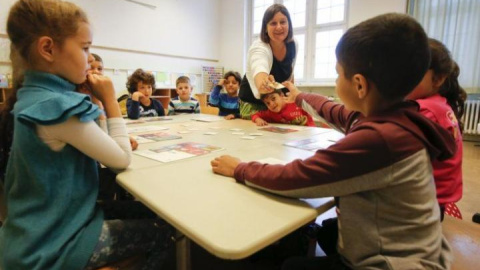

{"left": 151, "top": 88, "right": 178, "bottom": 109}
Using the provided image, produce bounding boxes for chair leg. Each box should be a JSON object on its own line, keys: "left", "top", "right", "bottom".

{"left": 473, "top": 213, "right": 480, "bottom": 224}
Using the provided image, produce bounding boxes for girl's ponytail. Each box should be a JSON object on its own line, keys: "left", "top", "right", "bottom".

{"left": 429, "top": 38, "right": 467, "bottom": 132}
{"left": 438, "top": 61, "right": 466, "bottom": 132}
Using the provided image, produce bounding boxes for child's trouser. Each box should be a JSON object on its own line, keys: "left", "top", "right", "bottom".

{"left": 84, "top": 201, "right": 174, "bottom": 270}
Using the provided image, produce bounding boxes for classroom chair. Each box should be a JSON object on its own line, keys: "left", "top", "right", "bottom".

{"left": 199, "top": 105, "right": 219, "bottom": 115}
{"left": 194, "top": 93, "right": 208, "bottom": 107}
{"left": 445, "top": 202, "right": 463, "bottom": 219}
{"left": 117, "top": 94, "right": 129, "bottom": 116}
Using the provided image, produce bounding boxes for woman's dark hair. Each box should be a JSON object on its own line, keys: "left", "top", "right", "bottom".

{"left": 223, "top": 71, "right": 242, "bottom": 83}
{"left": 126, "top": 68, "right": 156, "bottom": 94}
{"left": 428, "top": 38, "right": 467, "bottom": 131}
{"left": 260, "top": 4, "right": 293, "bottom": 43}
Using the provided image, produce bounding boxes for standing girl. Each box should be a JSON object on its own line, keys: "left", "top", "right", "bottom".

{"left": 0, "top": 1, "right": 172, "bottom": 269}
{"left": 239, "top": 4, "right": 298, "bottom": 119}
{"left": 406, "top": 38, "right": 466, "bottom": 220}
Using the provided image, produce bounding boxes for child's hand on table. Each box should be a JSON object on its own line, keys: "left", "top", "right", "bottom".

{"left": 254, "top": 118, "right": 268, "bottom": 126}
{"left": 211, "top": 155, "right": 241, "bottom": 177}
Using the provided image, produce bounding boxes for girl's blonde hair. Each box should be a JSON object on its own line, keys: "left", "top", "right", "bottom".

{"left": 1, "top": 0, "right": 89, "bottom": 177}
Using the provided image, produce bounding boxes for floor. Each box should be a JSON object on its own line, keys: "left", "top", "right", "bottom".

{"left": 163, "top": 141, "right": 480, "bottom": 270}
{"left": 456, "top": 141, "right": 480, "bottom": 221}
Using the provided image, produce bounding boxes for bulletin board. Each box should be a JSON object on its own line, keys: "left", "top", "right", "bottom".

{"left": 202, "top": 66, "right": 224, "bottom": 93}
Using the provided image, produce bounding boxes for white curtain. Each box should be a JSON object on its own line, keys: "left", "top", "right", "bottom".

{"left": 408, "top": 0, "right": 480, "bottom": 94}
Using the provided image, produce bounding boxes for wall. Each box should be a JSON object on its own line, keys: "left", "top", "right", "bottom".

{"left": 0, "top": 0, "right": 222, "bottom": 95}
{"left": 0, "top": 0, "right": 408, "bottom": 96}
{"left": 218, "top": 0, "right": 248, "bottom": 74}
{"left": 348, "top": 0, "right": 408, "bottom": 27}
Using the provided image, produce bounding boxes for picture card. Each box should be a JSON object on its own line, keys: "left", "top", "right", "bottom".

{"left": 134, "top": 142, "right": 224, "bottom": 163}
{"left": 259, "top": 126, "right": 298, "bottom": 134}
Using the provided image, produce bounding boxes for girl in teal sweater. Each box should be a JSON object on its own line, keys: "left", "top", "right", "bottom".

{"left": 0, "top": 1, "right": 173, "bottom": 269}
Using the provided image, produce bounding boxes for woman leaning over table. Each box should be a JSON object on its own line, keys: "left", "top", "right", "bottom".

{"left": 239, "top": 3, "right": 298, "bottom": 119}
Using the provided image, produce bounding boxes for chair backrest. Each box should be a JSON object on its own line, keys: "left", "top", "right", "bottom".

{"left": 200, "top": 106, "right": 219, "bottom": 115}
{"left": 117, "top": 94, "right": 129, "bottom": 116}
{"left": 194, "top": 93, "right": 208, "bottom": 107}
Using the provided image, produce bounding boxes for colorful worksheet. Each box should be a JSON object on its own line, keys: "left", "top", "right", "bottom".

{"left": 259, "top": 126, "right": 299, "bottom": 134}
{"left": 134, "top": 142, "right": 224, "bottom": 163}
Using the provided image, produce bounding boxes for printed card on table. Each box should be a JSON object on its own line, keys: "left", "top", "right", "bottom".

{"left": 133, "top": 132, "right": 182, "bottom": 144}
{"left": 191, "top": 115, "right": 224, "bottom": 122}
{"left": 143, "top": 116, "right": 173, "bottom": 122}
{"left": 284, "top": 138, "right": 335, "bottom": 151}
{"left": 125, "top": 119, "right": 146, "bottom": 125}
{"left": 259, "top": 126, "right": 298, "bottom": 134}
{"left": 127, "top": 125, "right": 169, "bottom": 134}
{"left": 134, "top": 142, "right": 224, "bottom": 163}
{"left": 284, "top": 130, "right": 344, "bottom": 151}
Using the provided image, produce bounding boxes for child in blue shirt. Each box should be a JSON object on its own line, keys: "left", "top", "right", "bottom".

{"left": 126, "top": 68, "right": 165, "bottom": 119}
{"left": 168, "top": 76, "right": 200, "bottom": 115}
{"left": 210, "top": 71, "right": 241, "bottom": 119}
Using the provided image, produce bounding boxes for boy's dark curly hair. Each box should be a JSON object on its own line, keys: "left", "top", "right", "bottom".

{"left": 126, "top": 68, "right": 156, "bottom": 94}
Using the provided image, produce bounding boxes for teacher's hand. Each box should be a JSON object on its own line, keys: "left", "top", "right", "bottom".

{"left": 211, "top": 155, "right": 241, "bottom": 177}
{"left": 258, "top": 75, "right": 277, "bottom": 94}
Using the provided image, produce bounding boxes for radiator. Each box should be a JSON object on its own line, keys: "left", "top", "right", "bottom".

{"left": 463, "top": 99, "right": 480, "bottom": 135}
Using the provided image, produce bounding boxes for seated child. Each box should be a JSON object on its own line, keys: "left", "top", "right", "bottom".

{"left": 251, "top": 89, "right": 315, "bottom": 126}
{"left": 210, "top": 71, "right": 241, "bottom": 119}
{"left": 77, "top": 53, "right": 138, "bottom": 201}
{"left": 126, "top": 68, "right": 165, "bottom": 119}
{"left": 406, "top": 38, "right": 466, "bottom": 220}
{"left": 168, "top": 76, "right": 200, "bottom": 115}
{"left": 211, "top": 13, "right": 454, "bottom": 269}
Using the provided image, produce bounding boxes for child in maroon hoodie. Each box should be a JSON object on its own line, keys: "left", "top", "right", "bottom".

{"left": 211, "top": 13, "right": 454, "bottom": 270}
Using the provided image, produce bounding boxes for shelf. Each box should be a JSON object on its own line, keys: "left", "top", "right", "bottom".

{"left": 152, "top": 88, "right": 177, "bottom": 109}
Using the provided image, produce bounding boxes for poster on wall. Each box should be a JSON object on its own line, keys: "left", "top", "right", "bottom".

{"left": 202, "top": 66, "right": 224, "bottom": 93}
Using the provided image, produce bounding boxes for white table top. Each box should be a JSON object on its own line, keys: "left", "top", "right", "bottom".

{"left": 117, "top": 114, "right": 338, "bottom": 259}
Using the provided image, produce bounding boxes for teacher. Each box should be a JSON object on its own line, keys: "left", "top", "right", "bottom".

{"left": 239, "top": 4, "right": 298, "bottom": 119}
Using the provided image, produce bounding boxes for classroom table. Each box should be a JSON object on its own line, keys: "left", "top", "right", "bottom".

{"left": 117, "top": 114, "right": 339, "bottom": 270}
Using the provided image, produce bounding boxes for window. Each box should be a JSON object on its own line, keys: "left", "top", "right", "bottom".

{"left": 253, "top": 0, "right": 274, "bottom": 35}
{"left": 250, "top": 0, "right": 348, "bottom": 85}
{"left": 408, "top": 0, "right": 480, "bottom": 93}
